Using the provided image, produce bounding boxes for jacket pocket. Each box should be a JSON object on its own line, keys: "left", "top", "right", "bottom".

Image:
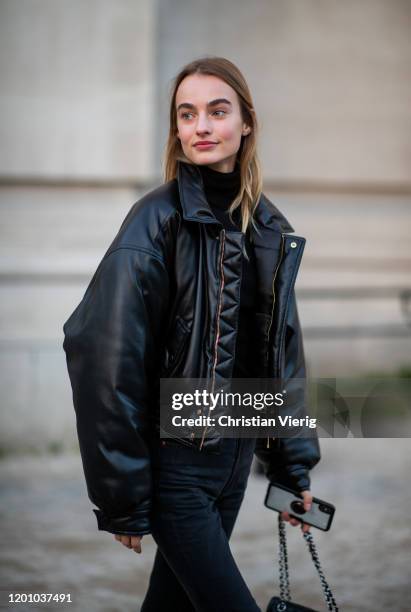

{"left": 162, "top": 315, "right": 191, "bottom": 377}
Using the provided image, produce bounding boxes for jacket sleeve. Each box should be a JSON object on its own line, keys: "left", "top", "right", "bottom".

{"left": 254, "top": 288, "right": 321, "bottom": 491}
{"left": 63, "top": 246, "right": 169, "bottom": 535}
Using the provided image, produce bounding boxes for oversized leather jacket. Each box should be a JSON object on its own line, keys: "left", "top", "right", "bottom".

{"left": 63, "top": 160, "right": 321, "bottom": 536}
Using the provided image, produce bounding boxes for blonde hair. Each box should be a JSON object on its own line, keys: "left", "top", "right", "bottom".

{"left": 162, "top": 55, "right": 263, "bottom": 235}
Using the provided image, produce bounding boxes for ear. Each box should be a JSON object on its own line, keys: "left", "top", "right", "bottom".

{"left": 242, "top": 125, "right": 251, "bottom": 136}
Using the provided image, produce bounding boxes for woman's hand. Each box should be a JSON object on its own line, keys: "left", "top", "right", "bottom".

{"left": 114, "top": 534, "right": 143, "bottom": 553}
{"left": 280, "top": 489, "right": 312, "bottom": 534}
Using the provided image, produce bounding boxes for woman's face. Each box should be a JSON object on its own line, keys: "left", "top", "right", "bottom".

{"left": 175, "top": 74, "right": 251, "bottom": 173}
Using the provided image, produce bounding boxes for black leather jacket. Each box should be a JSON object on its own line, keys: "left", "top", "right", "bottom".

{"left": 63, "top": 160, "right": 321, "bottom": 536}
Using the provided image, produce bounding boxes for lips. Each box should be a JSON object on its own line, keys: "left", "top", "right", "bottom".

{"left": 194, "top": 142, "right": 218, "bottom": 148}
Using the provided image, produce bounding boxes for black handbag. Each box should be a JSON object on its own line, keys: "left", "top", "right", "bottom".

{"left": 266, "top": 514, "right": 339, "bottom": 612}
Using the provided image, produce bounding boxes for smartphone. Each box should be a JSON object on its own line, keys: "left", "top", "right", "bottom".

{"left": 264, "top": 482, "right": 335, "bottom": 531}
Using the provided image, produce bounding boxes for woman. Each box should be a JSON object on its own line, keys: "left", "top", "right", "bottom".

{"left": 63, "top": 56, "right": 321, "bottom": 612}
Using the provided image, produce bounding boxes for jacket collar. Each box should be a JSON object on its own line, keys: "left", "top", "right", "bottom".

{"left": 177, "top": 160, "right": 294, "bottom": 234}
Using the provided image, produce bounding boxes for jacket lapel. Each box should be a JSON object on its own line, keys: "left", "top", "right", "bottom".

{"left": 177, "top": 160, "right": 294, "bottom": 233}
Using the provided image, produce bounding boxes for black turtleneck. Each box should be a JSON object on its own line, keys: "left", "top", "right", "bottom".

{"left": 198, "top": 163, "right": 242, "bottom": 231}
{"left": 197, "top": 163, "right": 258, "bottom": 378}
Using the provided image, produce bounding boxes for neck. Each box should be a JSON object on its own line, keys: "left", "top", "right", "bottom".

{"left": 198, "top": 162, "right": 240, "bottom": 198}
{"left": 197, "top": 162, "right": 242, "bottom": 230}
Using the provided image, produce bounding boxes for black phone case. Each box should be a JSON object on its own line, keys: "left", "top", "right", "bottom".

{"left": 264, "top": 482, "right": 335, "bottom": 531}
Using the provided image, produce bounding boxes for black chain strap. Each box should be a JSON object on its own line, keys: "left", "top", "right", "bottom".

{"left": 276, "top": 514, "right": 339, "bottom": 611}
{"left": 278, "top": 516, "right": 291, "bottom": 605}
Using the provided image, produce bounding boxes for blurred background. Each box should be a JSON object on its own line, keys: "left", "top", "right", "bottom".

{"left": 0, "top": 1, "right": 410, "bottom": 610}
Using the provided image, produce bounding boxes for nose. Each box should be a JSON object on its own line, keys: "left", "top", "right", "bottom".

{"left": 195, "top": 111, "right": 212, "bottom": 135}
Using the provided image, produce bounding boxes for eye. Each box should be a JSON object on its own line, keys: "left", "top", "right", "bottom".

{"left": 181, "top": 112, "right": 193, "bottom": 120}
{"left": 213, "top": 110, "right": 226, "bottom": 116}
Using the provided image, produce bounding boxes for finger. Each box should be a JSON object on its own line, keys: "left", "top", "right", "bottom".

{"left": 281, "top": 511, "right": 290, "bottom": 521}
{"left": 301, "top": 523, "right": 311, "bottom": 533}
{"left": 114, "top": 534, "right": 122, "bottom": 542}
{"left": 300, "top": 490, "right": 313, "bottom": 512}
{"left": 120, "top": 535, "right": 132, "bottom": 548}
{"left": 130, "top": 536, "right": 142, "bottom": 554}
{"left": 290, "top": 518, "right": 300, "bottom": 526}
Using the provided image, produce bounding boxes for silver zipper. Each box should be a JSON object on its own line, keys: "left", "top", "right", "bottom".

{"left": 199, "top": 228, "right": 226, "bottom": 450}
{"left": 266, "top": 233, "right": 285, "bottom": 449}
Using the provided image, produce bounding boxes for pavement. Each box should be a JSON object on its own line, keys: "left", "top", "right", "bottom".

{"left": 0, "top": 438, "right": 410, "bottom": 611}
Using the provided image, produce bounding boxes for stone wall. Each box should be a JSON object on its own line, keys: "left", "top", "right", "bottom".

{"left": 0, "top": 0, "right": 409, "bottom": 450}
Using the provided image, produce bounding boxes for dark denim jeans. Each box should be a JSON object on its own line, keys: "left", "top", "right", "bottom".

{"left": 141, "top": 436, "right": 261, "bottom": 612}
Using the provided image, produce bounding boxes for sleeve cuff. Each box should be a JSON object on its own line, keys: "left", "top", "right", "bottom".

{"left": 268, "top": 468, "right": 311, "bottom": 492}
{"left": 93, "top": 509, "right": 151, "bottom": 536}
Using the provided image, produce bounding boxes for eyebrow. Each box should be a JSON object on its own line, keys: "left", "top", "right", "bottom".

{"left": 176, "top": 98, "right": 232, "bottom": 112}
